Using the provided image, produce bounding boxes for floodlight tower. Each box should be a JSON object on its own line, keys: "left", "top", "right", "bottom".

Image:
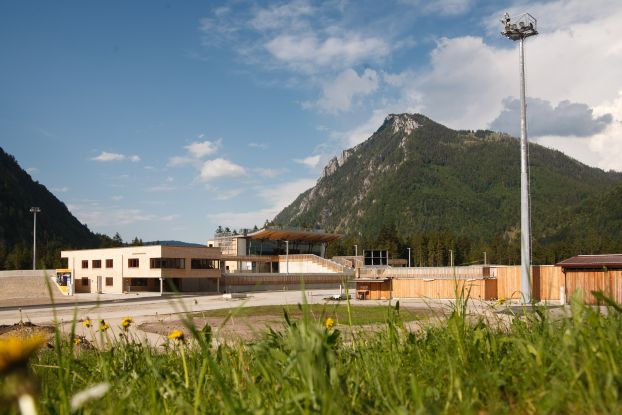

{"left": 501, "top": 12, "right": 538, "bottom": 303}
{"left": 30, "top": 207, "right": 41, "bottom": 270}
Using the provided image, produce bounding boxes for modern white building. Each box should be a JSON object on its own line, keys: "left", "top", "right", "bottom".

{"left": 60, "top": 245, "right": 222, "bottom": 294}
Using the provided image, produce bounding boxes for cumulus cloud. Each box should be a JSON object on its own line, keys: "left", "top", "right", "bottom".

{"left": 265, "top": 34, "right": 389, "bottom": 72}
{"left": 184, "top": 139, "right": 222, "bottom": 158}
{"left": 490, "top": 98, "right": 613, "bottom": 138}
{"left": 294, "top": 155, "right": 321, "bottom": 168}
{"left": 400, "top": 0, "right": 473, "bottom": 16}
{"left": 91, "top": 152, "right": 141, "bottom": 162}
{"left": 305, "top": 68, "right": 379, "bottom": 113}
{"left": 199, "top": 158, "right": 247, "bottom": 182}
{"left": 250, "top": 0, "right": 314, "bottom": 31}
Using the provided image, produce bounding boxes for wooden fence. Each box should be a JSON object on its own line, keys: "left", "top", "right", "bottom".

{"left": 565, "top": 270, "right": 622, "bottom": 305}
{"left": 392, "top": 278, "right": 497, "bottom": 300}
{"left": 495, "top": 266, "right": 563, "bottom": 301}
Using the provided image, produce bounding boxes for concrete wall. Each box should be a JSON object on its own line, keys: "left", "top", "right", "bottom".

{"left": 0, "top": 270, "right": 56, "bottom": 278}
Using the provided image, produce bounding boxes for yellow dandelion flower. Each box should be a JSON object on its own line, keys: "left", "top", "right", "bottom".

{"left": 0, "top": 335, "right": 45, "bottom": 374}
{"left": 496, "top": 297, "right": 507, "bottom": 305}
{"left": 82, "top": 319, "right": 92, "bottom": 328}
{"left": 325, "top": 317, "right": 335, "bottom": 330}
{"left": 121, "top": 317, "right": 133, "bottom": 330}
{"left": 99, "top": 320, "right": 110, "bottom": 332}
{"left": 168, "top": 329, "right": 185, "bottom": 342}
{"left": 73, "top": 337, "right": 82, "bottom": 346}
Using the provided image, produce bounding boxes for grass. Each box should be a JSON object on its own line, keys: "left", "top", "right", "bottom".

{"left": 193, "top": 304, "right": 422, "bottom": 325}
{"left": 3, "top": 292, "right": 622, "bottom": 413}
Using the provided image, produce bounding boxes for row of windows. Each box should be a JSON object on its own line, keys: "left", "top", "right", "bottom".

{"left": 79, "top": 258, "right": 218, "bottom": 270}
{"left": 81, "top": 277, "right": 147, "bottom": 287}
{"left": 81, "top": 259, "right": 114, "bottom": 269}
{"left": 81, "top": 277, "right": 114, "bottom": 286}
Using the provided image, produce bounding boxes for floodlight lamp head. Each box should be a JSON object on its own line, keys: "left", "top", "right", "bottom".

{"left": 30, "top": 207, "right": 41, "bottom": 213}
{"left": 501, "top": 12, "right": 538, "bottom": 41}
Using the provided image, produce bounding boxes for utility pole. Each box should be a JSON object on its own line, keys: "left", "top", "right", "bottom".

{"left": 449, "top": 249, "right": 454, "bottom": 268}
{"left": 501, "top": 12, "right": 538, "bottom": 304}
{"left": 285, "top": 240, "right": 289, "bottom": 274}
{"left": 483, "top": 251, "right": 487, "bottom": 265}
{"left": 354, "top": 244, "right": 358, "bottom": 257}
{"left": 30, "top": 207, "right": 41, "bottom": 270}
{"left": 407, "top": 247, "right": 411, "bottom": 267}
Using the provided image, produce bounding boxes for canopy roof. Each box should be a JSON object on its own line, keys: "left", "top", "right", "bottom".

{"left": 246, "top": 227, "right": 342, "bottom": 243}
{"left": 556, "top": 254, "right": 622, "bottom": 269}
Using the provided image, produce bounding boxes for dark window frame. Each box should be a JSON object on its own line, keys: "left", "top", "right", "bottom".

{"left": 105, "top": 259, "right": 113, "bottom": 268}
{"left": 128, "top": 258, "right": 139, "bottom": 268}
{"left": 92, "top": 260, "right": 102, "bottom": 269}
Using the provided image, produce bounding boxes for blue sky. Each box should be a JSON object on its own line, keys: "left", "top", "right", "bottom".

{"left": 2, "top": 0, "right": 621, "bottom": 244}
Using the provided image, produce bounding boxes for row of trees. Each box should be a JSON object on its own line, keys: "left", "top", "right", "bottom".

{"left": 0, "top": 232, "right": 145, "bottom": 270}
{"left": 326, "top": 223, "right": 621, "bottom": 267}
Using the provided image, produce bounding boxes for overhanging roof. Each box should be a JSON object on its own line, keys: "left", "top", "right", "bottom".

{"left": 556, "top": 254, "right": 622, "bottom": 269}
{"left": 246, "top": 227, "right": 342, "bottom": 243}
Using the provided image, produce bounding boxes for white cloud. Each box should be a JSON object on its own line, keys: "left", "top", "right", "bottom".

{"left": 91, "top": 152, "right": 141, "bottom": 162}
{"left": 68, "top": 202, "right": 172, "bottom": 227}
{"left": 207, "top": 178, "right": 315, "bottom": 228}
{"left": 167, "top": 156, "right": 195, "bottom": 167}
{"left": 184, "top": 139, "right": 221, "bottom": 158}
{"left": 199, "top": 158, "right": 247, "bottom": 182}
{"left": 294, "top": 155, "right": 321, "bottom": 168}
{"left": 25, "top": 167, "right": 39, "bottom": 174}
{"left": 265, "top": 33, "right": 389, "bottom": 72}
{"left": 305, "top": 68, "right": 379, "bottom": 113}
{"left": 50, "top": 186, "right": 69, "bottom": 193}
{"left": 111, "top": 195, "right": 124, "bottom": 201}
{"left": 250, "top": 0, "right": 314, "bottom": 31}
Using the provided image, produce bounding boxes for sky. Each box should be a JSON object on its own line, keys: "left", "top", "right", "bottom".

{"left": 2, "top": 0, "right": 621, "bottom": 244}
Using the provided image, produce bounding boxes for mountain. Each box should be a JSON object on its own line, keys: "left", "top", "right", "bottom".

{"left": 274, "top": 114, "right": 622, "bottom": 264}
{"left": 0, "top": 147, "right": 105, "bottom": 269}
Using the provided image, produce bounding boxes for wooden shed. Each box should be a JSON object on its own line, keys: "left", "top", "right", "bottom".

{"left": 556, "top": 254, "right": 622, "bottom": 305}
{"left": 355, "top": 278, "right": 392, "bottom": 300}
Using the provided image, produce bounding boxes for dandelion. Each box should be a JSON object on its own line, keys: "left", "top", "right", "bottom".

{"left": 73, "top": 337, "right": 82, "bottom": 346}
{"left": 83, "top": 319, "right": 92, "bottom": 328}
{"left": 325, "top": 317, "right": 335, "bottom": 330}
{"left": 121, "top": 317, "right": 133, "bottom": 330}
{"left": 496, "top": 297, "right": 507, "bottom": 305}
{"left": 0, "top": 335, "right": 45, "bottom": 375}
{"left": 99, "top": 320, "right": 110, "bottom": 332}
{"left": 168, "top": 329, "right": 185, "bottom": 342}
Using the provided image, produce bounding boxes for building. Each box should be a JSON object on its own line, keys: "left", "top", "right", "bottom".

{"left": 61, "top": 245, "right": 222, "bottom": 294}
{"left": 556, "top": 254, "right": 622, "bottom": 304}
{"left": 209, "top": 226, "right": 342, "bottom": 273}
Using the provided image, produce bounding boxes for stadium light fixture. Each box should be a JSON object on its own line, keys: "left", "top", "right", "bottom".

{"left": 501, "top": 12, "right": 538, "bottom": 304}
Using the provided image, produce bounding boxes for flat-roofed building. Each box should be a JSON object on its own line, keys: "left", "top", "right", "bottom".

{"left": 61, "top": 245, "right": 222, "bottom": 294}
{"left": 208, "top": 226, "right": 343, "bottom": 273}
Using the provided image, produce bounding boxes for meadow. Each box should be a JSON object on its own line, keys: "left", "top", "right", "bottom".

{"left": 2, "top": 292, "right": 622, "bottom": 414}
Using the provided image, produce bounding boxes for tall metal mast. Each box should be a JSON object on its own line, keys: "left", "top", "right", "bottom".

{"left": 501, "top": 12, "right": 538, "bottom": 303}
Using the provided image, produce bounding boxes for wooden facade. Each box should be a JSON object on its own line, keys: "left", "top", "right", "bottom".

{"left": 391, "top": 278, "right": 497, "bottom": 300}
{"left": 564, "top": 269, "right": 622, "bottom": 305}
{"left": 494, "top": 265, "right": 564, "bottom": 301}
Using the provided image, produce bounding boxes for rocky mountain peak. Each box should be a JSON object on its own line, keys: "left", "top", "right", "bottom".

{"left": 384, "top": 113, "right": 421, "bottom": 135}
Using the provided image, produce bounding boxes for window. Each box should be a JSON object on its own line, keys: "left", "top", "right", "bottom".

{"left": 128, "top": 258, "right": 139, "bottom": 268}
{"left": 191, "top": 259, "right": 216, "bottom": 269}
{"left": 105, "top": 259, "right": 113, "bottom": 268}
{"left": 106, "top": 277, "right": 113, "bottom": 286}
{"left": 92, "top": 260, "right": 101, "bottom": 269}
{"left": 150, "top": 258, "right": 185, "bottom": 269}
{"left": 131, "top": 278, "right": 147, "bottom": 286}
{"left": 81, "top": 277, "right": 89, "bottom": 286}
{"left": 81, "top": 260, "right": 88, "bottom": 269}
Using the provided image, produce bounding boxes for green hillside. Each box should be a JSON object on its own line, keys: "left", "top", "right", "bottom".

{"left": 0, "top": 147, "right": 111, "bottom": 269}
{"left": 274, "top": 114, "right": 622, "bottom": 265}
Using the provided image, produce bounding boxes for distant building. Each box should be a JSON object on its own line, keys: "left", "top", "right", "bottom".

{"left": 61, "top": 245, "right": 221, "bottom": 294}
{"left": 208, "top": 226, "right": 342, "bottom": 273}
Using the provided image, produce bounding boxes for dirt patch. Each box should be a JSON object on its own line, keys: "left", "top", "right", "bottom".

{"left": 139, "top": 315, "right": 285, "bottom": 343}
{"left": 0, "top": 322, "right": 56, "bottom": 343}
